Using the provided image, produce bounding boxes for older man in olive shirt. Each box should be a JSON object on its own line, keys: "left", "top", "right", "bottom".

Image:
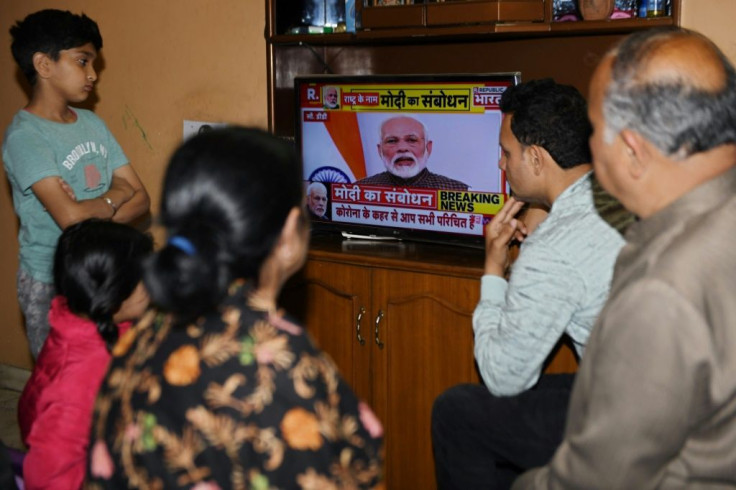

{"left": 514, "top": 27, "right": 736, "bottom": 489}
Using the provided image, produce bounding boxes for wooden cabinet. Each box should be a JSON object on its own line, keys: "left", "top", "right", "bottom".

{"left": 280, "top": 237, "right": 483, "bottom": 489}
{"left": 368, "top": 266, "right": 482, "bottom": 489}
{"left": 266, "top": 2, "right": 670, "bottom": 486}
{"left": 279, "top": 236, "right": 576, "bottom": 489}
{"left": 279, "top": 253, "right": 375, "bottom": 399}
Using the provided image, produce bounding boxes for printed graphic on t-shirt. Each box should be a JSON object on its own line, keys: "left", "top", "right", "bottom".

{"left": 84, "top": 165, "right": 103, "bottom": 191}
{"left": 61, "top": 141, "right": 109, "bottom": 192}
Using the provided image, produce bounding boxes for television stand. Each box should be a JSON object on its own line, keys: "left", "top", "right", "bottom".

{"left": 280, "top": 234, "right": 578, "bottom": 489}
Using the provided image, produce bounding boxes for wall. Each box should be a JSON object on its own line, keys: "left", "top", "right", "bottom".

{"left": 0, "top": 0, "right": 733, "bottom": 369}
{"left": 0, "top": 1, "right": 267, "bottom": 369}
{"left": 681, "top": 0, "right": 736, "bottom": 63}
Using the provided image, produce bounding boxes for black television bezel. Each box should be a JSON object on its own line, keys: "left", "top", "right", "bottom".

{"left": 294, "top": 72, "right": 521, "bottom": 249}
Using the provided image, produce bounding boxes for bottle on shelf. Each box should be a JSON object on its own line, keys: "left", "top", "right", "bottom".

{"left": 637, "top": 0, "right": 648, "bottom": 17}
{"left": 293, "top": 0, "right": 346, "bottom": 34}
{"left": 647, "top": 0, "right": 665, "bottom": 17}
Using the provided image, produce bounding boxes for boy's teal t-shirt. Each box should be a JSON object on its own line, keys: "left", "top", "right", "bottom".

{"left": 2, "top": 108, "right": 129, "bottom": 283}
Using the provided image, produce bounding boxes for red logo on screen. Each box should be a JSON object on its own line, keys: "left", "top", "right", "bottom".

{"left": 305, "top": 87, "right": 320, "bottom": 102}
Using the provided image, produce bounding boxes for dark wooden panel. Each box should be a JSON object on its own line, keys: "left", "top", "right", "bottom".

{"left": 307, "top": 234, "right": 486, "bottom": 278}
{"left": 427, "top": 1, "right": 500, "bottom": 26}
{"left": 279, "top": 259, "right": 374, "bottom": 403}
{"left": 498, "top": 0, "right": 546, "bottom": 21}
{"left": 426, "top": 0, "right": 544, "bottom": 26}
{"left": 372, "top": 268, "right": 480, "bottom": 490}
{"left": 362, "top": 4, "right": 425, "bottom": 29}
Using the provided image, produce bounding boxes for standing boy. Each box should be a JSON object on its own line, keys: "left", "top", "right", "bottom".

{"left": 3, "top": 9, "right": 150, "bottom": 358}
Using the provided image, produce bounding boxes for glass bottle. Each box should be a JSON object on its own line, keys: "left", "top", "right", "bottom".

{"left": 326, "top": 0, "right": 346, "bottom": 27}
{"left": 638, "top": 0, "right": 648, "bottom": 18}
{"left": 647, "top": 0, "right": 665, "bottom": 17}
{"left": 301, "top": 0, "right": 324, "bottom": 26}
{"left": 301, "top": 0, "right": 345, "bottom": 28}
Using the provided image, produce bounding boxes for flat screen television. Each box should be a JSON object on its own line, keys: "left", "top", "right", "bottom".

{"left": 295, "top": 73, "right": 521, "bottom": 248}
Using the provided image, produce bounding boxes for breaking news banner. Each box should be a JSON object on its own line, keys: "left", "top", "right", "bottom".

{"left": 331, "top": 184, "right": 505, "bottom": 235}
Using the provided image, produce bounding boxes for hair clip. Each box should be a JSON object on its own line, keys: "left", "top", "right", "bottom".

{"left": 168, "top": 236, "right": 196, "bottom": 256}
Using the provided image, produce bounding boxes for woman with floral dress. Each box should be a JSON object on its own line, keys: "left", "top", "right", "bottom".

{"left": 85, "top": 127, "right": 384, "bottom": 489}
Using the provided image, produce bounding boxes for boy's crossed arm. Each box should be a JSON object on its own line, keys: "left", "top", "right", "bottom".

{"left": 105, "top": 165, "right": 150, "bottom": 224}
{"left": 31, "top": 164, "right": 150, "bottom": 229}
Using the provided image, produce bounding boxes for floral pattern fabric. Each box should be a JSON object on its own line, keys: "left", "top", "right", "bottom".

{"left": 85, "top": 281, "right": 384, "bottom": 489}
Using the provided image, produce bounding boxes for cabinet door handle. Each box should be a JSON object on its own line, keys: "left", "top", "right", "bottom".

{"left": 374, "top": 309, "right": 385, "bottom": 349}
{"left": 356, "top": 306, "right": 366, "bottom": 345}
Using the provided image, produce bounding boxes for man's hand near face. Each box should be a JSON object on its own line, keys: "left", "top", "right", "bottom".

{"left": 484, "top": 196, "right": 527, "bottom": 276}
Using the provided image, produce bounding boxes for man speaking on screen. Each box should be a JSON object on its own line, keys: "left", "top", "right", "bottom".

{"left": 355, "top": 115, "right": 469, "bottom": 190}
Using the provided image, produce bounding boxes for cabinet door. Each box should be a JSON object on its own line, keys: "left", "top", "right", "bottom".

{"left": 361, "top": 0, "right": 544, "bottom": 29}
{"left": 279, "top": 260, "right": 373, "bottom": 403}
{"left": 371, "top": 268, "right": 481, "bottom": 490}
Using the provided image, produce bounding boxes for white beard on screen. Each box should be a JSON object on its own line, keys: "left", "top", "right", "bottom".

{"left": 383, "top": 151, "right": 428, "bottom": 179}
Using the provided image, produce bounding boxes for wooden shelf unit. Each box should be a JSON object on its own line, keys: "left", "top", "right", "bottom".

{"left": 280, "top": 236, "right": 577, "bottom": 489}
{"left": 266, "top": 0, "right": 681, "bottom": 138}
{"left": 267, "top": 0, "right": 680, "bottom": 42}
{"left": 266, "top": 2, "right": 679, "bottom": 487}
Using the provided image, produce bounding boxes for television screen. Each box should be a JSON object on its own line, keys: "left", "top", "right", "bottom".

{"left": 295, "top": 73, "right": 521, "bottom": 247}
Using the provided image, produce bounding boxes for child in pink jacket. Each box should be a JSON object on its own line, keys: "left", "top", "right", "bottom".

{"left": 18, "top": 219, "right": 152, "bottom": 489}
